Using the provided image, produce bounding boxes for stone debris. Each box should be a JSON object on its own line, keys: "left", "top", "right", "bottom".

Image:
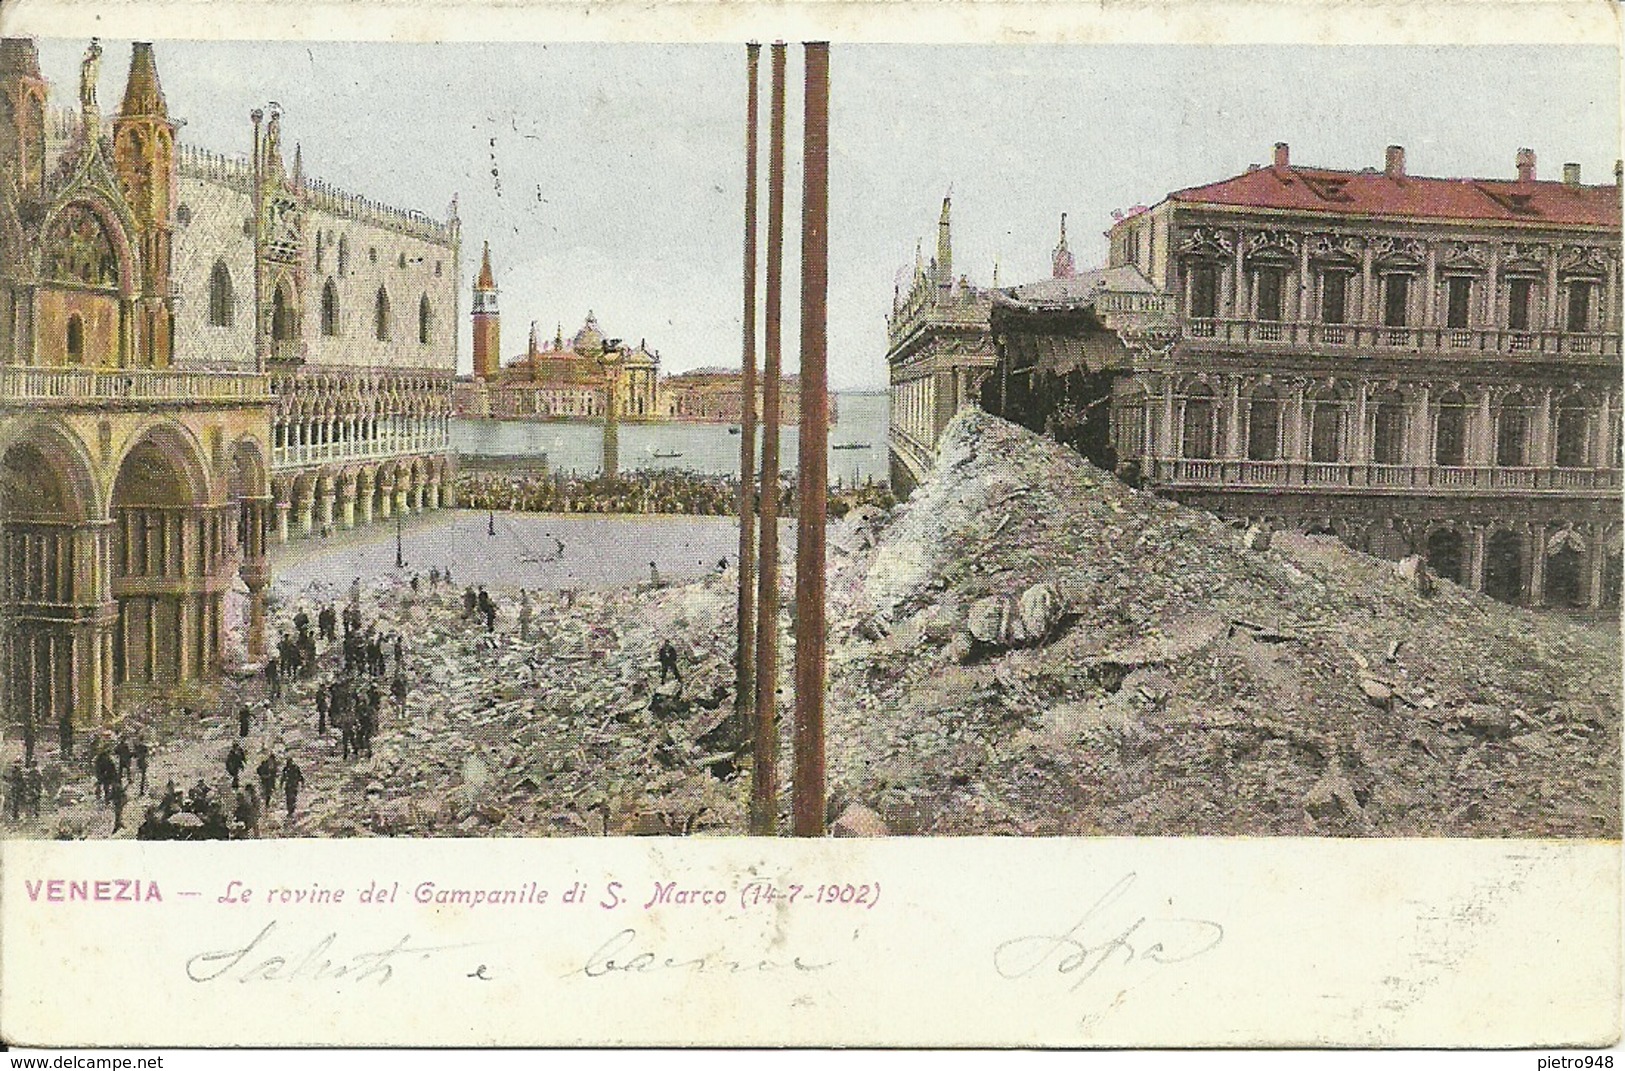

{"left": 821, "top": 409, "right": 1620, "bottom": 838}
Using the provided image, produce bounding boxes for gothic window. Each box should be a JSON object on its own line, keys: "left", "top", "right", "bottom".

{"left": 419, "top": 294, "right": 432, "bottom": 345}
{"left": 1310, "top": 388, "right": 1347, "bottom": 463}
{"left": 1246, "top": 387, "right": 1280, "bottom": 461}
{"left": 66, "top": 314, "right": 84, "bottom": 363}
{"left": 271, "top": 285, "right": 294, "bottom": 342}
{"left": 1181, "top": 384, "right": 1216, "bottom": 460}
{"left": 398, "top": 252, "right": 407, "bottom": 269}
{"left": 208, "top": 260, "right": 234, "bottom": 326}
{"left": 369, "top": 247, "right": 378, "bottom": 264}
{"left": 1555, "top": 395, "right": 1590, "bottom": 467}
{"left": 1189, "top": 263, "right": 1219, "bottom": 319}
{"left": 321, "top": 278, "right": 339, "bottom": 337}
{"left": 337, "top": 236, "right": 349, "bottom": 276}
{"left": 1567, "top": 281, "right": 1593, "bottom": 333}
{"left": 43, "top": 202, "right": 119, "bottom": 289}
{"left": 1255, "top": 268, "right": 1284, "bottom": 322}
{"left": 1446, "top": 276, "right": 1472, "bottom": 329}
{"left": 314, "top": 234, "right": 323, "bottom": 273}
{"left": 1382, "top": 274, "right": 1409, "bottom": 327}
{"left": 1321, "top": 272, "right": 1348, "bottom": 324}
{"left": 1507, "top": 278, "right": 1533, "bottom": 330}
{"left": 375, "top": 286, "right": 391, "bottom": 341}
{"left": 176, "top": 203, "right": 192, "bottom": 227}
{"left": 1370, "top": 390, "right": 1405, "bottom": 465}
{"left": 435, "top": 260, "right": 443, "bottom": 277}
{"left": 1496, "top": 392, "right": 1531, "bottom": 467}
{"left": 1435, "top": 391, "right": 1468, "bottom": 467}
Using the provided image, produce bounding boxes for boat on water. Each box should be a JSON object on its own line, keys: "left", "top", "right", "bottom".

{"left": 831, "top": 442, "right": 870, "bottom": 451}
{"left": 727, "top": 426, "right": 741, "bottom": 435}
{"left": 650, "top": 449, "right": 684, "bottom": 459}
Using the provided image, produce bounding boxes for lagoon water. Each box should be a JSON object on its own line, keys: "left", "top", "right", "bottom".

{"left": 452, "top": 390, "right": 891, "bottom": 484}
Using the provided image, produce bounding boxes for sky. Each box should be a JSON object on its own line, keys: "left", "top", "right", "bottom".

{"left": 35, "top": 39, "right": 1622, "bottom": 389}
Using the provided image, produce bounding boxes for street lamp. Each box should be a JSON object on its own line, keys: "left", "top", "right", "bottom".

{"left": 395, "top": 507, "right": 406, "bottom": 569}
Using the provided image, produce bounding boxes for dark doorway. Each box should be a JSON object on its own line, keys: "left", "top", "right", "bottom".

{"left": 1484, "top": 531, "right": 1524, "bottom": 603}
{"left": 1426, "top": 528, "right": 1465, "bottom": 584}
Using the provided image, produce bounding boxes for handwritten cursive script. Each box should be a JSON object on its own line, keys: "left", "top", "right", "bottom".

{"left": 993, "top": 873, "right": 1224, "bottom": 1024}
{"left": 186, "top": 920, "right": 475, "bottom": 985}
{"left": 573, "top": 927, "right": 836, "bottom": 978}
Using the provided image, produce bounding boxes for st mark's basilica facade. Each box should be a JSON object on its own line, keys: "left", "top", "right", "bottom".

{"left": 0, "top": 38, "right": 459, "bottom": 737}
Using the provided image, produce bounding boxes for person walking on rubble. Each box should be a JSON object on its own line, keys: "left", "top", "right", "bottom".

{"left": 108, "top": 777, "right": 127, "bottom": 833}
{"left": 114, "top": 735, "right": 133, "bottom": 784}
{"left": 659, "top": 640, "right": 682, "bottom": 685}
{"left": 133, "top": 738, "right": 149, "bottom": 795}
{"left": 256, "top": 752, "right": 279, "bottom": 805}
{"left": 225, "top": 741, "right": 247, "bottom": 789}
{"left": 282, "top": 758, "right": 305, "bottom": 819}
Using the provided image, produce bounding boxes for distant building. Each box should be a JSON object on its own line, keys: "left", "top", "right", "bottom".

{"left": 660, "top": 366, "right": 827, "bottom": 425}
{"left": 884, "top": 196, "right": 997, "bottom": 494}
{"left": 986, "top": 142, "right": 1622, "bottom": 608}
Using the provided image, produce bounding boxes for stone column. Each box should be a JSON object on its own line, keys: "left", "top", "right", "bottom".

{"left": 395, "top": 484, "right": 410, "bottom": 517}
{"left": 1230, "top": 229, "right": 1246, "bottom": 318}
{"left": 296, "top": 484, "right": 315, "bottom": 537}
{"left": 1528, "top": 525, "right": 1548, "bottom": 605}
{"left": 1469, "top": 526, "right": 1487, "bottom": 592}
{"left": 1409, "top": 384, "right": 1431, "bottom": 466}
{"left": 378, "top": 478, "right": 394, "bottom": 521}
{"left": 1158, "top": 378, "right": 1176, "bottom": 457}
{"left": 1352, "top": 380, "right": 1370, "bottom": 463}
{"left": 1534, "top": 388, "right": 1553, "bottom": 466}
{"left": 1587, "top": 533, "right": 1607, "bottom": 609}
{"left": 275, "top": 501, "right": 291, "bottom": 545}
{"left": 1424, "top": 245, "right": 1439, "bottom": 326}
{"left": 1224, "top": 378, "right": 1242, "bottom": 458}
{"left": 1475, "top": 389, "right": 1494, "bottom": 465}
{"left": 358, "top": 472, "right": 376, "bottom": 526}
{"left": 1545, "top": 244, "right": 1562, "bottom": 330}
{"left": 1360, "top": 242, "right": 1376, "bottom": 324}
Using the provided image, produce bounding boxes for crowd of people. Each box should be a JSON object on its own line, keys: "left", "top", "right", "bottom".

{"left": 454, "top": 468, "right": 895, "bottom": 519}
{"left": 456, "top": 469, "right": 749, "bottom": 516}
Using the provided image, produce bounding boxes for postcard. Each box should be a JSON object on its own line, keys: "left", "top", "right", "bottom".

{"left": 0, "top": 0, "right": 1619, "bottom": 1049}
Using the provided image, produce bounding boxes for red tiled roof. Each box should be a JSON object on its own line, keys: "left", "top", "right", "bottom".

{"left": 1170, "top": 164, "right": 1621, "bottom": 229}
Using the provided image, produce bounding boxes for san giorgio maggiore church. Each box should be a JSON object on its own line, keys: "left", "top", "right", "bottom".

{"left": 0, "top": 38, "right": 459, "bottom": 738}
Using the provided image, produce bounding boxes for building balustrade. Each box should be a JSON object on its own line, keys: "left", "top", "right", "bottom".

{"left": 1182, "top": 319, "right": 1620, "bottom": 362}
{"left": 1144, "top": 456, "right": 1622, "bottom": 493}
{"left": 271, "top": 428, "right": 451, "bottom": 471}
{"left": 0, "top": 366, "right": 274, "bottom": 405}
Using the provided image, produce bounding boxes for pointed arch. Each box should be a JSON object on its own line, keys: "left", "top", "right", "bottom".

{"left": 208, "top": 259, "right": 234, "bottom": 326}
{"left": 321, "top": 277, "right": 340, "bottom": 337}
{"left": 374, "top": 285, "right": 391, "bottom": 341}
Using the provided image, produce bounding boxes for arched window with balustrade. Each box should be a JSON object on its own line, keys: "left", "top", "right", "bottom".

{"left": 1554, "top": 393, "right": 1591, "bottom": 468}
{"left": 1246, "top": 386, "right": 1280, "bottom": 461}
{"left": 1309, "top": 386, "right": 1347, "bottom": 463}
{"left": 1180, "top": 382, "right": 1217, "bottom": 460}
{"left": 1496, "top": 392, "right": 1532, "bottom": 467}
{"left": 1434, "top": 391, "right": 1469, "bottom": 467}
{"left": 1370, "top": 389, "right": 1406, "bottom": 465}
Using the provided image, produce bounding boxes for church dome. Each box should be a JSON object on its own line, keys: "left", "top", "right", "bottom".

{"left": 571, "top": 311, "right": 605, "bottom": 355}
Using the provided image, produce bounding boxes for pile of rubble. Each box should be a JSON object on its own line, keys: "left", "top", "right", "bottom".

{"left": 268, "top": 575, "right": 756, "bottom": 838}
{"left": 821, "top": 410, "right": 1621, "bottom": 837}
